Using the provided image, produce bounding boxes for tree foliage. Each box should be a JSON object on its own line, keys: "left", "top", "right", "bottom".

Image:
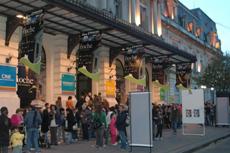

{"left": 197, "top": 53, "right": 230, "bottom": 92}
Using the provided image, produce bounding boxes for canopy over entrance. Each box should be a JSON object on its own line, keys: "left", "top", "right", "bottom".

{"left": 0, "top": 0, "right": 196, "bottom": 64}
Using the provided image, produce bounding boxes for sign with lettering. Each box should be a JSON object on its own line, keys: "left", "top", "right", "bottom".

{"left": 17, "top": 10, "right": 43, "bottom": 108}
{"left": 62, "top": 74, "right": 76, "bottom": 95}
{"left": 0, "top": 65, "right": 16, "bottom": 91}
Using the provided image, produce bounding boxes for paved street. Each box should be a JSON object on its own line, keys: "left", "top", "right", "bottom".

{"left": 41, "top": 127, "right": 230, "bottom": 153}
{"left": 195, "top": 137, "right": 230, "bottom": 153}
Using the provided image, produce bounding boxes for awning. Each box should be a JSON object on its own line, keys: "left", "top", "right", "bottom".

{"left": 0, "top": 0, "right": 196, "bottom": 64}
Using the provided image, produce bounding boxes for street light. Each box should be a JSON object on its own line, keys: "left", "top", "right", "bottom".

{"left": 211, "top": 87, "right": 214, "bottom": 91}
{"left": 201, "top": 85, "right": 207, "bottom": 89}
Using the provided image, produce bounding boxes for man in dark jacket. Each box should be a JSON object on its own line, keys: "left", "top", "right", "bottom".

{"left": 41, "top": 103, "right": 50, "bottom": 148}
{"left": 116, "top": 104, "right": 128, "bottom": 150}
{"left": 0, "top": 107, "right": 10, "bottom": 153}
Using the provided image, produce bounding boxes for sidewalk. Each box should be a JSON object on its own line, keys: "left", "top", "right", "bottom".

{"left": 43, "top": 127, "right": 230, "bottom": 153}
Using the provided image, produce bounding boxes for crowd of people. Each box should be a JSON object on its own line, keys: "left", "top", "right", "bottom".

{"left": 0, "top": 93, "right": 130, "bottom": 153}
{"left": 0, "top": 92, "right": 217, "bottom": 153}
{"left": 152, "top": 102, "right": 216, "bottom": 140}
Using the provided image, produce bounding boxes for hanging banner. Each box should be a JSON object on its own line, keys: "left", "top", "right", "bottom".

{"left": 105, "top": 80, "right": 116, "bottom": 97}
{"left": 176, "top": 63, "right": 191, "bottom": 88}
{"left": 124, "top": 48, "right": 144, "bottom": 79}
{"left": 62, "top": 74, "right": 76, "bottom": 95}
{"left": 0, "top": 65, "right": 16, "bottom": 91}
{"left": 17, "top": 10, "right": 44, "bottom": 108}
{"left": 79, "top": 31, "right": 102, "bottom": 51}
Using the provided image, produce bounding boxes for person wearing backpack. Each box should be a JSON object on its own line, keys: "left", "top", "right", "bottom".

{"left": 93, "top": 104, "right": 107, "bottom": 148}
{"left": 24, "top": 106, "right": 42, "bottom": 153}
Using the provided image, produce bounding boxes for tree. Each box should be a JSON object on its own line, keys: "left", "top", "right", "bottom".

{"left": 197, "top": 53, "right": 230, "bottom": 92}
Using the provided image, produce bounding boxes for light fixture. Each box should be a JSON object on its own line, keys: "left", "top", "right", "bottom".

{"left": 16, "top": 14, "right": 25, "bottom": 19}
{"left": 201, "top": 85, "right": 206, "bottom": 89}
{"left": 211, "top": 87, "right": 214, "bottom": 91}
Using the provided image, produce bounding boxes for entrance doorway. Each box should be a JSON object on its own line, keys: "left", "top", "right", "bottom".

{"left": 115, "top": 59, "right": 125, "bottom": 104}
{"left": 77, "top": 73, "right": 92, "bottom": 99}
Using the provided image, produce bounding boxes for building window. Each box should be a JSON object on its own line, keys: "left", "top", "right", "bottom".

{"left": 186, "top": 22, "right": 193, "bottom": 33}
{"left": 195, "top": 27, "right": 201, "bottom": 38}
{"left": 140, "top": 4, "right": 148, "bottom": 30}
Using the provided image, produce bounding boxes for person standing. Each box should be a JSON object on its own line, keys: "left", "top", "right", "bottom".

{"left": 109, "top": 113, "right": 118, "bottom": 145}
{"left": 66, "top": 96, "right": 74, "bottom": 110}
{"left": 155, "top": 107, "right": 163, "bottom": 140}
{"left": 171, "top": 104, "right": 179, "bottom": 134}
{"left": 41, "top": 103, "right": 50, "bottom": 148}
{"left": 24, "top": 106, "right": 42, "bottom": 153}
{"left": 10, "top": 127, "right": 24, "bottom": 153}
{"left": 65, "top": 109, "right": 76, "bottom": 144}
{"left": 93, "top": 104, "right": 107, "bottom": 148}
{"left": 0, "top": 107, "right": 11, "bottom": 153}
{"left": 116, "top": 104, "right": 128, "bottom": 150}
{"left": 49, "top": 105, "right": 58, "bottom": 145}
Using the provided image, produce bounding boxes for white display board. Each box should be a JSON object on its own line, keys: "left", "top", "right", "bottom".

{"left": 216, "top": 97, "right": 230, "bottom": 125}
{"left": 129, "top": 92, "right": 153, "bottom": 148}
{"left": 182, "top": 89, "right": 205, "bottom": 136}
{"left": 182, "top": 89, "right": 205, "bottom": 124}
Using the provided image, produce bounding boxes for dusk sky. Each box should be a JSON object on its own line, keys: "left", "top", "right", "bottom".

{"left": 179, "top": 0, "right": 230, "bottom": 53}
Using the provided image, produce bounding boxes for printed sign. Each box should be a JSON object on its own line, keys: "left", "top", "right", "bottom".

{"left": 182, "top": 89, "right": 205, "bottom": 124}
{"left": 79, "top": 31, "right": 101, "bottom": 51}
{"left": 0, "top": 65, "right": 16, "bottom": 91}
{"left": 62, "top": 74, "right": 76, "bottom": 95}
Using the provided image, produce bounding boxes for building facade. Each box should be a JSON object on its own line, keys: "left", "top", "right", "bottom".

{"left": 0, "top": 0, "right": 221, "bottom": 115}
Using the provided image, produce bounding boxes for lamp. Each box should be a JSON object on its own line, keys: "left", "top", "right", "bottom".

{"left": 5, "top": 54, "right": 12, "bottom": 63}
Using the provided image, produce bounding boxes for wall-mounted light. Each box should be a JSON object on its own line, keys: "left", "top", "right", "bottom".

{"left": 5, "top": 54, "right": 12, "bottom": 63}
{"left": 210, "top": 87, "right": 214, "bottom": 91}
{"left": 201, "top": 85, "right": 206, "bottom": 89}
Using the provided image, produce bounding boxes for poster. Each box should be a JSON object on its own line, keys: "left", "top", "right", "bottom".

{"left": 62, "top": 74, "right": 76, "bottom": 95}
{"left": 0, "top": 65, "right": 16, "bottom": 91}
{"left": 176, "top": 63, "right": 191, "bottom": 87}
{"left": 129, "top": 92, "right": 153, "bottom": 147}
{"left": 182, "top": 89, "right": 204, "bottom": 124}
{"left": 105, "top": 80, "right": 115, "bottom": 97}
{"left": 216, "top": 97, "right": 230, "bottom": 125}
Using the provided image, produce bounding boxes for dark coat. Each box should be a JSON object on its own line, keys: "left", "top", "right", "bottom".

{"left": 116, "top": 111, "right": 127, "bottom": 131}
{"left": 65, "top": 112, "right": 76, "bottom": 132}
{"left": 41, "top": 109, "right": 50, "bottom": 133}
{"left": 0, "top": 115, "right": 11, "bottom": 146}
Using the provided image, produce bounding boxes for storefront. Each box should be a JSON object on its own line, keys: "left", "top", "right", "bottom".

{"left": 0, "top": 0, "right": 196, "bottom": 114}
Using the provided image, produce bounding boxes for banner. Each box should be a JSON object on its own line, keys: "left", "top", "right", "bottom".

{"left": 124, "top": 51, "right": 143, "bottom": 79}
{"left": 17, "top": 11, "right": 43, "bottom": 108}
{"left": 0, "top": 65, "right": 16, "bottom": 91}
{"left": 105, "top": 80, "right": 116, "bottom": 97}
{"left": 182, "top": 89, "right": 205, "bottom": 124}
{"left": 176, "top": 63, "right": 191, "bottom": 88}
{"left": 62, "top": 74, "right": 76, "bottom": 95}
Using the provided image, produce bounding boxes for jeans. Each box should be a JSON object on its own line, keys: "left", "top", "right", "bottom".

{"left": 0, "top": 145, "right": 8, "bottom": 153}
{"left": 57, "top": 126, "right": 65, "bottom": 142}
{"left": 26, "top": 128, "right": 40, "bottom": 152}
{"left": 44, "top": 132, "right": 50, "bottom": 145}
{"left": 95, "top": 126, "right": 104, "bottom": 147}
{"left": 12, "top": 146, "right": 22, "bottom": 153}
{"left": 118, "top": 130, "right": 127, "bottom": 149}
{"left": 65, "top": 132, "right": 73, "bottom": 144}
{"left": 172, "top": 121, "right": 177, "bottom": 133}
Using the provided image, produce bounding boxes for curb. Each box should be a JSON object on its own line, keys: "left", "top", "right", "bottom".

{"left": 182, "top": 133, "right": 230, "bottom": 153}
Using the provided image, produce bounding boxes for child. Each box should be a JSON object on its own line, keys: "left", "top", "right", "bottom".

{"left": 10, "top": 127, "right": 24, "bottom": 153}
{"left": 109, "top": 113, "right": 118, "bottom": 145}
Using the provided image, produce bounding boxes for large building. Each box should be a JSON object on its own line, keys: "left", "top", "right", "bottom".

{"left": 0, "top": 0, "right": 221, "bottom": 115}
